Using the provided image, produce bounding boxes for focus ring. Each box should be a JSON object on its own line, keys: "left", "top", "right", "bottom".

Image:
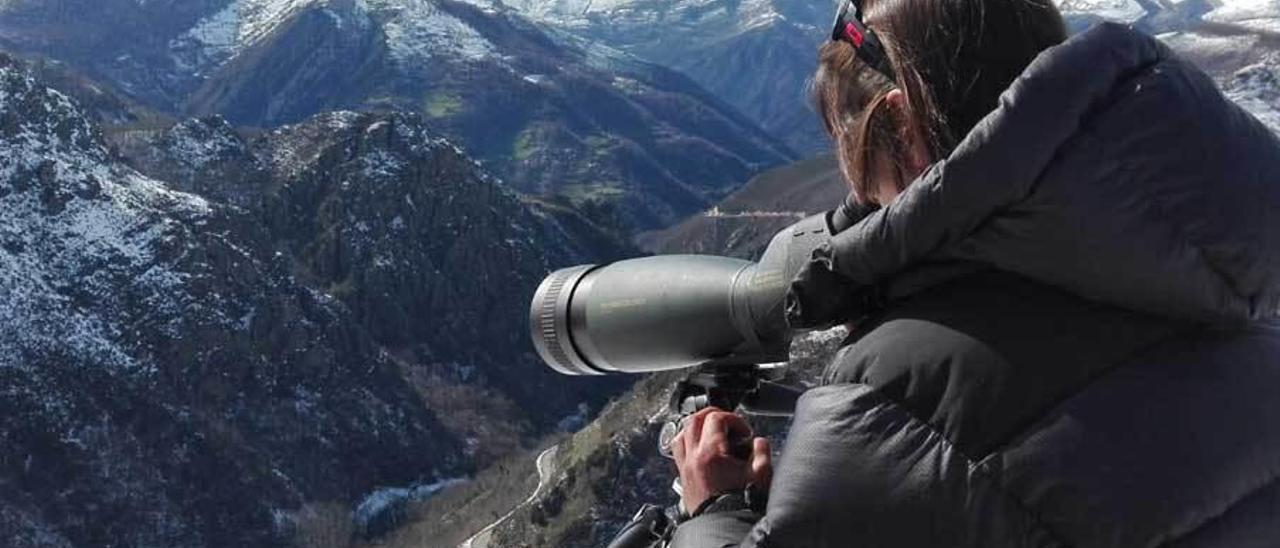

{"left": 529, "top": 264, "right": 602, "bottom": 375}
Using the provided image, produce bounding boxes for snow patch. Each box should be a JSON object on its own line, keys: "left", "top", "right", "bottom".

{"left": 793, "top": 326, "right": 850, "bottom": 347}
{"left": 0, "top": 65, "right": 216, "bottom": 375}
{"left": 556, "top": 402, "right": 591, "bottom": 432}
{"left": 358, "top": 0, "right": 497, "bottom": 64}
{"left": 171, "top": 1, "right": 241, "bottom": 72}
{"left": 353, "top": 477, "right": 469, "bottom": 530}
{"left": 1204, "top": 0, "right": 1280, "bottom": 33}
{"left": 164, "top": 119, "right": 244, "bottom": 170}
{"left": 1158, "top": 31, "right": 1260, "bottom": 60}
{"left": 1224, "top": 60, "right": 1280, "bottom": 136}
{"left": 358, "top": 149, "right": 406, "bottom": 179}
{"left": 1054, "top": 0, "right": 1149, "bottom": 22}
{"left": 172, "top": 0, "right": 360, "bottom": 73}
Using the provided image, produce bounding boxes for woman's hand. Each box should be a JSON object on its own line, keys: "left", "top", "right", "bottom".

{"left": 670, "top": 407, "right": 772, "bottom": 515}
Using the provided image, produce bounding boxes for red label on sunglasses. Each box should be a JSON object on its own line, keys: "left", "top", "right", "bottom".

{"left": 844, "top": 22, "right": 865, "bottom": 47}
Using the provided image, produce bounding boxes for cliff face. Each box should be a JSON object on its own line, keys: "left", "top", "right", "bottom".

{"left": 0, "top": 56, "right": 462, "bottom": 546}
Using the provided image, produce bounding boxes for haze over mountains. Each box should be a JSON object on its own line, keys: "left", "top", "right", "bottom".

{"left": 1, "top": 0, "right": 1280, "bottom": 546}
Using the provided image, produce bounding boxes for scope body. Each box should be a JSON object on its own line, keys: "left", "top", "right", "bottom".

{"left": 531, "top": 211, "right": 838, "bottom": 375}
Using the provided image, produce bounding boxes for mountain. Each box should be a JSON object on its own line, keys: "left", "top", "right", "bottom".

{"left": 0, "top": 0, "right": 796, "bottom": 229}
{"left": 0, "top": 52, "right": 644, "bottom": 544}
{"left": 115, "top": 107, "right": 642, "bottom": 463}
{"left": 0, "top": 54, "right": 463, "bottom": 546}
{"left": 117, "top": 115, "right": 268, "bottom": 207}
{"left": 495, "top": 0, "right": 836, "bottom": 154}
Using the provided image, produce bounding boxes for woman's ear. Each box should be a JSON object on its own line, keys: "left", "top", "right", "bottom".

{"left": 884, "top": 89, "right": 932, "bottom": 176}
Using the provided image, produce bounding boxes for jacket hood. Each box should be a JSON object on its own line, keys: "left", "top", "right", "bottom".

{"left": 823, "top": 23, "right": 1280, "bottom": 323}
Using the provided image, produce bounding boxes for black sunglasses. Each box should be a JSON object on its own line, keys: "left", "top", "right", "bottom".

{"left": 831, "top": 0, "right": 896, "bottom": 81}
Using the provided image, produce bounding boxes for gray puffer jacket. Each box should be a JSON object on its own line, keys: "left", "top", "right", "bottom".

{"left": 668, "top": 23, "right": 1280, "bottom": 548}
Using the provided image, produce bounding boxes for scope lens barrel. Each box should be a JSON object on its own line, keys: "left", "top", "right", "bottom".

{"left": 530, "top": 255, "right": 759, "bottom": 375}
{"left": 529, "top": 211, "right": 836, "bottom": 376}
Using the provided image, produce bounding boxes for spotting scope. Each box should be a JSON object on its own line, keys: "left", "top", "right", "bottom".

{"left": 530, "top": 206, "right": 860, "bottom": 376}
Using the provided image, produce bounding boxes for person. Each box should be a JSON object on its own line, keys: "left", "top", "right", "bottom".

{"left": 657, "top": 0, "right": 1280, "bottom": 545}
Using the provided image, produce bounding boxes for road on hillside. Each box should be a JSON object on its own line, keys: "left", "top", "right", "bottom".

{"left": 458, "top": 444, "right": 558, "bottom": 548}
{"left": 703, "top": 207, "right": 807, "bottom": 219}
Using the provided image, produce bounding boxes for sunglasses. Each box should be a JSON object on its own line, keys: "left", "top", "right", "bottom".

{"left": 831, "top": 0, "right": 896, "bottom": 81}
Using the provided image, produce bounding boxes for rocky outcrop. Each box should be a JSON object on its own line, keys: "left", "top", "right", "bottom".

{"left": 121, "top": 115, "right": 269, "bottom": 207}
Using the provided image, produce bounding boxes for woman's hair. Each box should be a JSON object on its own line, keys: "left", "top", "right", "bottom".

{"left": 813, "top": 0, "right": 1067, "bottom": 203}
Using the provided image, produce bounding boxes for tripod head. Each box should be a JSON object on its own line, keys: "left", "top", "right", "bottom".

{"left": 658, "top": 362, "right": 804, "bottom": 460}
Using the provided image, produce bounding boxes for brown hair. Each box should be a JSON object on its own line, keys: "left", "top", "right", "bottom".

{"left": 813, "top": 0, "right": 1068, "bottom": 204}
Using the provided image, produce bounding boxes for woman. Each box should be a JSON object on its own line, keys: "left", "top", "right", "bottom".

{"left": 664, "top": 0, "right": 1280, "bottom": 545}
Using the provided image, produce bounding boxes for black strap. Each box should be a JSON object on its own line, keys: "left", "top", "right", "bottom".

{"left": 785, "top": 240, "right": 889, "bottom": 330}
{"left": 606, "top": 504, "right": 676, "bottom": 548}
{"left": 684, "top": 484, "right": 768, "bottom": 521}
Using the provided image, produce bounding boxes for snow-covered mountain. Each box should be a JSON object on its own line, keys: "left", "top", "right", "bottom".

{"left": 487, "top": 0, "right": 834, "bottom": 152}
{"left": 0, "top": 51, "right": 641, "bottom": 545}
{"left": 171, "top": 0, "right": 534, "bottom": 76}
{"left": 0, "top": 53, "right": 468, "bottom": 545}
{"left": 115, "top": 107, "right": 642, "bottom": 462}
{"left": 0, "top": 0, "right": 795, "bottom": 229}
